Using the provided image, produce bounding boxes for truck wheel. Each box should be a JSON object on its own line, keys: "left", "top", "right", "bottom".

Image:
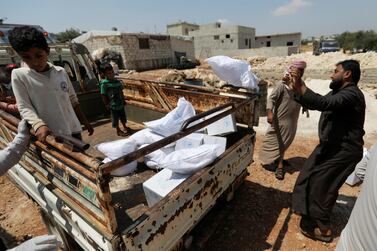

{"left": 39, "top": 210, "right": 82, "bottom": 251}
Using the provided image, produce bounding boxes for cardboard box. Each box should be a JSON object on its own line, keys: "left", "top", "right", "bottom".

{"left": 175, "top": 133, "right": 204, "bottom": 150}
{"left": 205, "top": 111, "right": 237, "bottom": 136}
{"left": 143, "top": 168, "right": 190, "bottom": 207}
{"left": 203, "top": 135, "right": 227, "bottom": 157}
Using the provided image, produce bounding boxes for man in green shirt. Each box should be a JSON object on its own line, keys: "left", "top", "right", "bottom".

{"left": 99, "top": 63, "right": 128, "bottom": 136}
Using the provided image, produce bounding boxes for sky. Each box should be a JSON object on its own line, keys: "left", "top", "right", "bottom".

{"left": 1, "top": 0, "right": 377, "bottom": 38}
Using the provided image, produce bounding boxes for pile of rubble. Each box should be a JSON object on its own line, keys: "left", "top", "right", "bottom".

{"left": 157, "top": 51, "right": 377, "bottom": 98}
{"left": 158, "top": 69, "right": 227, "bottom": 88}
{"left": 243, "top": 51, "right": 377, "bottom": 70}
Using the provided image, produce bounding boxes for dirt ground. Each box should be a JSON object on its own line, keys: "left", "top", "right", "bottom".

{"left": 0, "top": 127, "right": 364, "bottom": 251}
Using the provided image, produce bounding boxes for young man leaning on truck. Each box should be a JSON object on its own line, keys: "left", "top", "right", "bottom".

{"left": 8, "top": 26, "right": 94, "bottom": 142}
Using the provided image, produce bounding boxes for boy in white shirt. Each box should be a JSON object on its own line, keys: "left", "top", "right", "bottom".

{"left": 9, "top": 26, "right": 93, "bottom": 142}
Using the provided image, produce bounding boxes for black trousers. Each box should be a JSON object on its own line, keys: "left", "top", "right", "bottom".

{"left": 292, "top": 142, "right": 362, "bottom": 228}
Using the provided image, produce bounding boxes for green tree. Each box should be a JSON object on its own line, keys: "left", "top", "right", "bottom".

{"left": 335, "top": 30, "right": 377, "bottom": 51}
{"left": 56, "top": 28, "right": 81, "bottom": 43}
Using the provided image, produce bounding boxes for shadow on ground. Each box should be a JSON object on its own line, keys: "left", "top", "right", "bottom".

{"left": 189, "top": 179, "right": 357, "bottom": 251}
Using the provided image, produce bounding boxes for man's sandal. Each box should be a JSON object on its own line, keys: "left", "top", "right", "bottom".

{"left": 275, "top": 167, "right": 285, "bottom": 180}
{"left": 300, "top": 226, "right": 332, "bottom": 243}
{"left": 117, "top": 131, "right": 128, "bottom": 137}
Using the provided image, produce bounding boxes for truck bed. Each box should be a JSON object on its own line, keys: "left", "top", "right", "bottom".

{"left": 82, "top": 116, "right": 253, "bottom": 233}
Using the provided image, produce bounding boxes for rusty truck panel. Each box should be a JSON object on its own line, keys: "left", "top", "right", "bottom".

{"left": 121, "top": 77, "right": 259, "bottom": 128}
{"left": 122, "top": 132, "right": 254, "bottom": 250}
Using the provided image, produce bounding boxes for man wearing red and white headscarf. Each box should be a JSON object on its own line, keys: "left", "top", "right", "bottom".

{"left": 259, "top": 60, "right": 307, "bottom": 180}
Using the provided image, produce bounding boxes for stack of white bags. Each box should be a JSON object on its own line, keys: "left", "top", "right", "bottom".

{"left": 96, "top": 97, "right": 226, "bottom": 176}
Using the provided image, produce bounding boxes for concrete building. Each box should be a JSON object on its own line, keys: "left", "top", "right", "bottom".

{"left": 170, "top": 36, "right": 195, "bottom": 63}
{"left": 189, "top": 22, "right": 256, "bottom": 58}
{"left": 167, "top": 21, "right": 199, "bottom": 36}
{"left": 255, "top": 32, "right": 301, "bottom": 48}
{"left": 73, "top": 31, "right": 195, "bottom": 71}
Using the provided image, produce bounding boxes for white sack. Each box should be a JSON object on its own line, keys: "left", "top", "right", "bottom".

{"left": 206, "top": 55, "right": 259, "bottom": 91}
{"left": 159, "top": 144, "right": 221, "bottom": 175}
{"left": 130, "top": 128, "right": 175, "bottom": 148}
{"left": 138, "top": 144, "right": 175, "bottom": 169}
{"left": 144, "top": 97, "right": 196, "bottom": 137}
{"left": 102, "top": 157, "right": 137, "bottom": 176}
{"left": 96, "top": 138, "right": 137, "bottom": 176}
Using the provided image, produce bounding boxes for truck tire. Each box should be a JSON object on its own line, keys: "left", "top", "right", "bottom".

{"left": 39, "top": 209, "right": 83, "bottom": 251}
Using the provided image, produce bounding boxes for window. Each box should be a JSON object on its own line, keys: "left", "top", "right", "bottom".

{"left": 266, "top": 41, "right": 271, "bottom": 47}
{"left": 138, "top": 38, "right": 150, "bottom": 49}
{"left": 226, "top": 34, "right": 230, "bottom": 38}
{"left": 221, "top": 40, "right": 224, "bottom": 43}
{"left": 230, "top": 39, "right": 233, "bottom": 43}
{"left": 287, "top": 41, "right": 293, "bottom": 46}
{"left": 245, "top": 39, "right": 248, "bottom": 46}
{"left": 216, "top": 23, "right": 221, "bottom": 28}
{"left": 214, "top": 35, "right": 220, "bottom": 40}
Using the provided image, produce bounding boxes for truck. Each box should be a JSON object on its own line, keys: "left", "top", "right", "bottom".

{"left": 313, "top": 39, "right": 340, "bottom": 55}
{"left": 0, "top": 24, "right": 260, "bottom": 251}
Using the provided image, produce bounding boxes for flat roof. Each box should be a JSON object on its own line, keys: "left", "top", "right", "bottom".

{"left": 167, "top": 22, "right": 199, "bottom": 28}
{"left": 255, "top": 32, "right": 301, "bottom": 38}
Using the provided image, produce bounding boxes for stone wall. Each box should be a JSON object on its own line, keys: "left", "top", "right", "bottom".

{"left": 120, "top": 34, "right": 172, "bottom": 71}
{"left": 170, "top": 37, "right": 195, "bottom": 63}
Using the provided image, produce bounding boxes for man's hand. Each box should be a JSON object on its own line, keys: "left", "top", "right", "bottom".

{"left": 11, "top": 234, "right": 60, "bottom": 251}
{"left": 288, "top": 67, "right": 304, "bottom": 93}
{"left": 282, "top": 72, "right": 291, "bottom": 83}
{"left": 35, "top": 125, "right": 51, "bottom": 142}
{"left": 267, "top": 110, "right": 273, "bottom": 124}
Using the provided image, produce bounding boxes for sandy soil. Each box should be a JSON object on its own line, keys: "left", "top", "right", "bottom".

{"left": 1, "top": 77, "right": 376, "bottom": 250}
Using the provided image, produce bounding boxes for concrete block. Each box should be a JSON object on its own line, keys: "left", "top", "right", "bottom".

{"left": 143, "top": 168, "right": 190, "bottom": 207}
{"left": 175, "top": 133, "right": 204, "bottom": 150}
{"left": 205, "top": 111, "right": 237, "bottom": 136}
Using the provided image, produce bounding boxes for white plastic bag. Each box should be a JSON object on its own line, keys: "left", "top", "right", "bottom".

{"left": 102, "top": 157, "right": 137, "bottom": 176}
{"left": 138, "top": 144, "right": 175, "bottom": 169}
{"left": 144, "top": 97, "right": 196, "bottom": 137}
{"left": 159, "top": 144, "right": 221, "bottom": 174}
{"left": 130, "top": 128, "right": 175, "bottom": 148}
{"left": 96, "top": 138, "right": 137, "bottom": 176}
{"left": 206, "top": 55, "right": 259, "bottom": 91}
